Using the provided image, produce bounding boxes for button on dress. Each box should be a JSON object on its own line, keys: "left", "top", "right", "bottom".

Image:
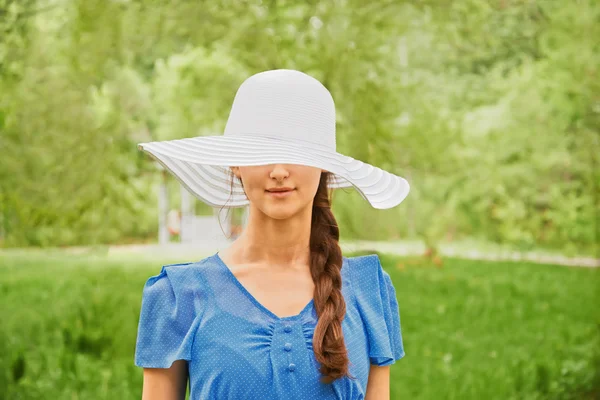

{"left": 134, "top": 253, "right": 405, "bottom": 399}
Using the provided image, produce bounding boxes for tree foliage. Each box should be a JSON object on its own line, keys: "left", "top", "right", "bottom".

{"left": 0, "top": 0, "right": 597, "bottom": 255}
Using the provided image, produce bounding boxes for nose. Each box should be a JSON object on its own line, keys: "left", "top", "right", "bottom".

{"left": 269, "top": 164, "right": 290, "bottom": 182}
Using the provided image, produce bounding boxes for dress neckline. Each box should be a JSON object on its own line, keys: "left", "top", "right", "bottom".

{"left": 213, "top": 252, "right": 315, "bottom": 322}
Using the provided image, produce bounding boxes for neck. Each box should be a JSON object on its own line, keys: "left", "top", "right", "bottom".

{"left": 231, "top": 204, "right": 312, "bottom": 269}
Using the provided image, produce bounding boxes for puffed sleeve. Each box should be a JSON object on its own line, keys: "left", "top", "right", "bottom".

{"left": 134, "top": 264, "right": 200, "bottom": 368}
{"left": 350, "top": 254, "right": 405, "bottom": 366}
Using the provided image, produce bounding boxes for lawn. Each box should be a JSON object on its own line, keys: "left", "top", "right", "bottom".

{"left": 1, "top": 250, "right": 598, "bottom": 399}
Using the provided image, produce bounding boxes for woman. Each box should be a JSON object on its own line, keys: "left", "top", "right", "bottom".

{"left": 134, "top": 69, "right": 410, "bottom": 399}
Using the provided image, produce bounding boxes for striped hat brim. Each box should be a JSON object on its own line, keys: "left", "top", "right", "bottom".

{"left": 138, "top": 134, "right": 410, "bottom": 209}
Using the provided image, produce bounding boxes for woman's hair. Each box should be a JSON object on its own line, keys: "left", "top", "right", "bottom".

{"left": 225, "top": 169, "right": 354, "bottom": 384}
{"left": 309, "top": 171, "right": 354, "bottom": 383}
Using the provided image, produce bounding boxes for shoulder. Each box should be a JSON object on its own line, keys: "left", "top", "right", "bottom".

{"left": 343, "top": 252, "right": 397, "bottom": 303}
{"left": 344, "top": 253, "right": 382, "bottom": 267}
{"left": 142, "top": 254, "right": 217, "bottom": 300}
{"left": 344, "top": 253, "right": 388, "bottom": 282}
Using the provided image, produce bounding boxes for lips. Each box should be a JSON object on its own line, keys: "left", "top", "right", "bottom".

{"left": 266, "top": 188, "right": 294, "bottom": 192}
{"left": 266, "top": 188, "right": 295, "bottom": 198}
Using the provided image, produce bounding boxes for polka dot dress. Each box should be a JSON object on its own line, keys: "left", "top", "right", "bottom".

{"left": 134, "top": 253, "right": 405, "bottom": 399}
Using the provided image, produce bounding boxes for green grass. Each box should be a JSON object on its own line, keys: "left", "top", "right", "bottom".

{"left": 0, "top": 251, "right": 598, "bottom": 399}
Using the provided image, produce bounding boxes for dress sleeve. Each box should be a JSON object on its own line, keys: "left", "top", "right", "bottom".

{"left": 349, "top": 254, "right": 405, "bottom": 366}
{"left": 134, "top": 264, "right": 199, "bottom": 368}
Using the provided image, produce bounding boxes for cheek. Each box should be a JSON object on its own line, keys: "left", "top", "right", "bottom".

{"left": 295, "top": 186, "right": 320, "bottom": 207}
{"left": 305, "top": 176, "right": 322, "bottom": 197}
{"left": 239, "top": 176, "right": 261, "bottom": 195}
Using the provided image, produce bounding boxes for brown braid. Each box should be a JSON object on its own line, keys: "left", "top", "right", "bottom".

{"left": 310, "top": 171, "right": 355, "bottom": 383}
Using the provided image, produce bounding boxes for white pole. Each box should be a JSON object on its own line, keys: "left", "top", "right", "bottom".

{"left": 158, "top": 169, "right": 169, "bottom": 245}
{"left": 180, "top": 185, "right": 193, "bottom": 243}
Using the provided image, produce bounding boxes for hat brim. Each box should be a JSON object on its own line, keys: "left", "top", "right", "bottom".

{"left": 138, "top": 134, "right": 410, "bottom": 209}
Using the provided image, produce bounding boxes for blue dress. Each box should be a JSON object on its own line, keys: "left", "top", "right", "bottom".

{"left": 134, "top": 252, "right": 405, "bottom": 399}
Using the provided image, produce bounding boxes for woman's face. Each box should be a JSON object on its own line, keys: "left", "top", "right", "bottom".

{"left": 230, "top": 164, "right": 324, "bottom": 220}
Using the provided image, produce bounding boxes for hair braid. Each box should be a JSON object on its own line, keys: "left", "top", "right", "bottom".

{"left": 310, "top": 171, "right": 355, "bottom": 384}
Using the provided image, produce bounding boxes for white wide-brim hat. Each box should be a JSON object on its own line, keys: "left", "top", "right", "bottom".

{"left": 137, "top": 69, "right": 410, "bottom": 209}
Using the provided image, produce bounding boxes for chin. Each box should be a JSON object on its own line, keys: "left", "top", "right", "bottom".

{"left": 266, "top": 209, "right": 296, "bottom": 220}
{"left": 261, "top": 203, "right": 299, "bottom": 219}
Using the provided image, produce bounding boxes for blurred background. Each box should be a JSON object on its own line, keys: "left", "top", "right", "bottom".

{"left": 0, "top": 0, "right": 599, "bottom": 399}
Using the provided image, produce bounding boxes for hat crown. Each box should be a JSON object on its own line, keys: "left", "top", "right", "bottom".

{"left": 224, "top": 69, "right": 336, "bottom": 150}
